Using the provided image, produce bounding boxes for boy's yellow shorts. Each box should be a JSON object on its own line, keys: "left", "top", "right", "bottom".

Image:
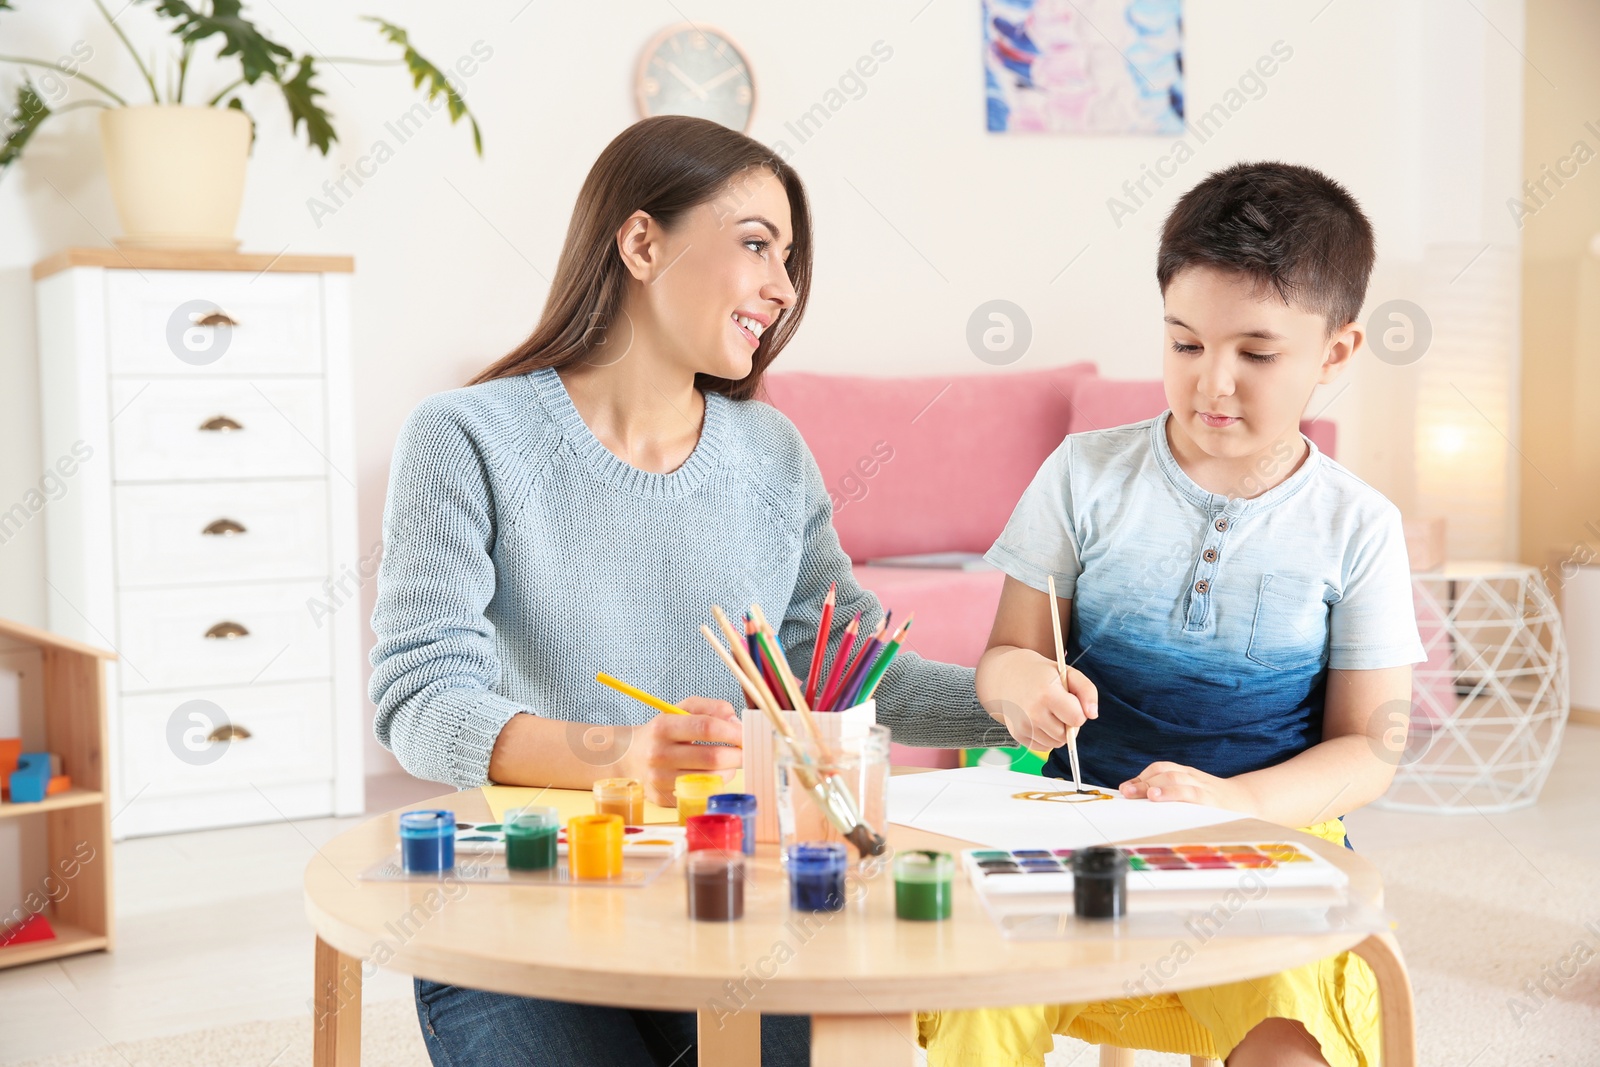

{"left": 916, "top": 820, "right": 1379, "bottom": 1067}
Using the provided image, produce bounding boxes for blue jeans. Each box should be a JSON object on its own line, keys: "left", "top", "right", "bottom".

{"left": 414, "top": 979, "right": 811, "bottom": 1066}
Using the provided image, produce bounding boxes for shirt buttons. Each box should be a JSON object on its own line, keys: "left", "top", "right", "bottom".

{"left": 1203, "top": 548, "right": 1218, "bottom": 563}
{"left": 1194, "top": 579, "right": 1210, "bottom": 594}
{"left": 1214, "top": 517, "right": 1229, "bottom": 532}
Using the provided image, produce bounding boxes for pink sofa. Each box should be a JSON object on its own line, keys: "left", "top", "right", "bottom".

{"left": 763, "top": 365, "right": 1337, "bottom": 672}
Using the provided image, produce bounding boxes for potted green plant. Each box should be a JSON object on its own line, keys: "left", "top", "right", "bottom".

{"left": 0, "top": 1, "right": 483, "bottom": 249}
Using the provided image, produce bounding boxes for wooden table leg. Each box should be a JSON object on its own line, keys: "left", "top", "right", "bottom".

{"left": 313, "top": 936, "right": 362, "bottom": 1067}
{"left": 810, "top": 1013, "right": 918, "bottom": 1066}
{"left": 1351, "top": 932, "right": 1417, "bottom": 1067}
{"left": 698, "top": 1007, "right": 761, "bottom": 1066}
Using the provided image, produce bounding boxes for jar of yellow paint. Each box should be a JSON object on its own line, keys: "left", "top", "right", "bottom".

{"left": 567, "top": 813, "right": 623, "bottom": 880}
{"left": 674, "top": 773, "right": 724, "bottom": 825}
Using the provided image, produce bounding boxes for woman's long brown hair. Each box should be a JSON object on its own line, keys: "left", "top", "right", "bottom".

{"left": 469, "top": 115, "right": 813, "bottom": 401}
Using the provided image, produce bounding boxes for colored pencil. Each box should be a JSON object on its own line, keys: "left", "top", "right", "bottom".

{"left": 700, "top": 625, "right": 771, "bottom": 723}
{"left": 858, "top": 615, "right": 913, "bottom": 702}
{"left": 711, "top": 606, "right": 783, "bottom": 725}
{"left": 1047, "top": 574, "right": 1084, "bottom": 793}
{"left": 805, "top": 583, "right": 836, "bottom": 706}
{"left": 594, "top": 672, "right": 687, "bottom": 717}
{"left": 815, "top": 613, "right": 860, "bottom": 712}
{"left": 832, "top": 635, "right": 874, "bottom": 710}
{"left": 830, "top": 620, "right": 885, "bottom": 711}
{"left": 748, "top": 616, "right": 789, "bottom": 710}
{"left": 749, "top": 602, "right": 824, "bottom": 744}
{"left": 754, "top": 625, "right": 803, "bottom": 715}
{"left": 715, "top": 603, "right": 822, "bottom": 753}
{"left": 838, "top": 618, "right": 895, "bottom": 710}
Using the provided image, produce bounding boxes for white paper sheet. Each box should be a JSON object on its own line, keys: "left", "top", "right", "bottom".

{"left": 887, "top": 766, "right": 1242, "bottom": 851}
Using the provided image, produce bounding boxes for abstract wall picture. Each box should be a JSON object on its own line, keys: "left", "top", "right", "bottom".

{"left": 984, "top": 0, "right": 1184, "bottom": 134}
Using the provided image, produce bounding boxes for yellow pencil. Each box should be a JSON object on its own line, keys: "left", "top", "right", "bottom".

{"left": 595, "top": 672, "right": 687, "bottom": 716}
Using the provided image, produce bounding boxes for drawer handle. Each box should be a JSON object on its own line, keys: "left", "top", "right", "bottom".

{"left": 204, "top": 620, "right": 250, "bottom": 640}
{"left": 201, "top": 518, "right": 248, "bottom": 537}
{"left": 191, "top": 310, "right": 240, "bottom": 328}
{"left": 199, "top": 415, "right": 244, "bottom": 433}
{"left": 206, "top": 723, "right": 252, "bottom": 742}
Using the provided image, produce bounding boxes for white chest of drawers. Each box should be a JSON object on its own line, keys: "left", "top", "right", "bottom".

{"left": 34, "top": 249, "right": 364, "bottom": 838}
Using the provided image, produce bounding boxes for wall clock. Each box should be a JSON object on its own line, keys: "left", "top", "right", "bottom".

{"left": 635, "top": 24, "right": 755, "bottom": 132}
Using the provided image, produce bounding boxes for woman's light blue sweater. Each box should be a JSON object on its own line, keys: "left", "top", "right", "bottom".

{"left": 369, "top": 367, "right": 1000, "bottom": 787}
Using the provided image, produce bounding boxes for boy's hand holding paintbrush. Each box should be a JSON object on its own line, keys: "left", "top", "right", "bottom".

{"left": 974, "top": 575, "right": 1099, "bottom": 777}
{"left": 979, "top": 650, "right": 1097, "bottom": 751}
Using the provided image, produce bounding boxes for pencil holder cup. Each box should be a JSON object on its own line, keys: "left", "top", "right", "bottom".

{"left": 741, "top": 699, "right": 877, "bottom": 844}
{"left": 774, "top": 723, "right": 890, "bottom": 864}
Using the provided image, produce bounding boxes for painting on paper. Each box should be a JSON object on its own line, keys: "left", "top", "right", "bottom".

{"left": 984, "top": 0, "right": 1184, "bottom": 134}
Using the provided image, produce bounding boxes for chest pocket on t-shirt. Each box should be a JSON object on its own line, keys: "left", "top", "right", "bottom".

{"left": 1245, "top": 574, "right": 1331, "bottom": 671}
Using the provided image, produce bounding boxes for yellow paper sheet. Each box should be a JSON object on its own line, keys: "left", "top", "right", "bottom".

{"left": 482, "top": 769, "right": 744, "bottom": 824}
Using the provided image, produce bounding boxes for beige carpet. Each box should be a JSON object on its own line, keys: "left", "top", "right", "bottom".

{"left": 12, "top": 997, "right": 430, "bottom": 1067}
{"left": 1355, "top": 836, "right": 1600, "bottom": 1066}
{"left": 16, "top": 839, "right": 1600, "bottom": 1067}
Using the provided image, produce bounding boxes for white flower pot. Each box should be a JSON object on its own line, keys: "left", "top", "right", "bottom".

{"left": 99, "top": 105, "right": 251, "bottom": 250}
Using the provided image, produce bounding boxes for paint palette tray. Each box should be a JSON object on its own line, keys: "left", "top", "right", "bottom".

{"left": 963, "top": 842, "right": 1348, "bottom": 896}
{"left": 359, "top": 845, "right": 682, "bottom": 889}
{"left": 452, "top": 820, "right": 687, "bottom": 860}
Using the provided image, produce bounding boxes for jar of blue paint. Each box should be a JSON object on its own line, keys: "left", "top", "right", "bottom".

{"left": 399, "top": 810, "right": 455, "bottom": 873}
{"left": 706, "top": 793, "right": 757, "bottom": 855}
{"left": 786, "top": 842, "right": 848, "bottom": 912}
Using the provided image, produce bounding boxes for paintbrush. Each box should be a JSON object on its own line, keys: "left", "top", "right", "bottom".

{"left": 1047, "top": 574, "right": 1085, "bottom": 794}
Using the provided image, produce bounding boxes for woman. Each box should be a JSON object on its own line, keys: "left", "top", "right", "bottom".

{"left": 369, "top": 115, "right": 1002, "bottom": 1067}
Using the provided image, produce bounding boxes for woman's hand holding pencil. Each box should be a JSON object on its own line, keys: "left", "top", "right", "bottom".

{"left": 619, "top": 696, "right": 742, "bottom": 806}
{"left": 595, "top": 673, "right": 742, "bottom": 806}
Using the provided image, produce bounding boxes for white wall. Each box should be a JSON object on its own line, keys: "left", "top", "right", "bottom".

{"left": 0, "top": 0, "right": 1526, "bottom": 779}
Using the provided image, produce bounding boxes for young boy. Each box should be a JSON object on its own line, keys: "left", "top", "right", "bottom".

{"left": 919, "top": 163, "right": 1426, "bottom": 1067}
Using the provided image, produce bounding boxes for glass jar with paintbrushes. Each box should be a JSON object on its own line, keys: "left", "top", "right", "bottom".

{"left": 729, "top": 596, "right": 909, "bottom": 849}
{"left": 592, "top": 598, "right": 900, "bottom": 863}
{"left": 774, "top": 724, "right": 890, "bottom": 868}
{"left": 699, "top": 602, "right": 891, "bottom": 861}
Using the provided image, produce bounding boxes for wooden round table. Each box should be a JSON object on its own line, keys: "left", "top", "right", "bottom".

{"left": 304, "top": 785, "right": 1416, "bottom": 1067}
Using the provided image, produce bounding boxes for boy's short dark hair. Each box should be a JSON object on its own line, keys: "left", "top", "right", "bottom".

{"left": 1157, "top": 162, "right": 1375, "bottom": 334}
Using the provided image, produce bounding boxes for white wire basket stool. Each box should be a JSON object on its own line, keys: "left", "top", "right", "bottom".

{"left": 1375, "top": 562, "right": 1570, "bottom": 814}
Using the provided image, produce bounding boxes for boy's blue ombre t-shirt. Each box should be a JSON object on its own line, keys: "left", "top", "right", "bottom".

{"left": 985, "top": 411, "right": 1427, "bottom": 788}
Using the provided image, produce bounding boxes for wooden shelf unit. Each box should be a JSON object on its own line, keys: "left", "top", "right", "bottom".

{"left": 0, "top": 787, "right": 105, "bottom": 820}
{"left": 0, "top": 921, "right": 109, "bottom": 969}
{"left": 0, "top": 616, "right": 115, "bottom": 969}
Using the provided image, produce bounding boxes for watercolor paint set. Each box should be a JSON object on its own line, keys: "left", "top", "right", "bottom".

{"left": 960, "top": 840, "right": 1386, "bottom": 943}
{"left": 963, "top": 841, "right": 1348, "bottom": 896}
{"left": 451, "top": 819, "right": 687, "bottom": 860}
